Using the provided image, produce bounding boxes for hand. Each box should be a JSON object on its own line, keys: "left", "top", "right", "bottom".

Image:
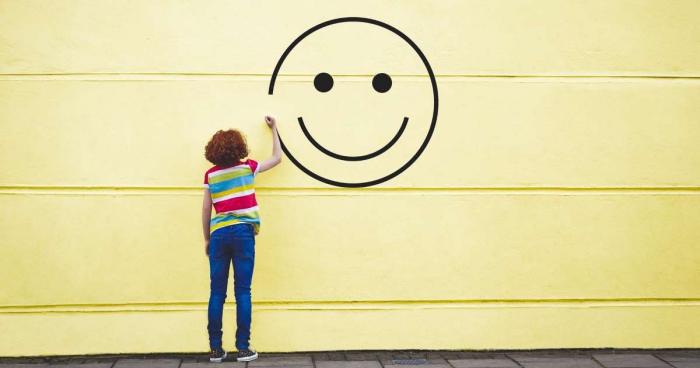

{"left": 204, "top": 239, "right": 210, "bottom": 257}
{"left": 264, "top": 115, "right": 276, "bottom": 129}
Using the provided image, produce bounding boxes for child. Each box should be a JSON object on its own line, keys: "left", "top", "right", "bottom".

{"left": 201, "top": 115, "right": 281, "bottom": 362}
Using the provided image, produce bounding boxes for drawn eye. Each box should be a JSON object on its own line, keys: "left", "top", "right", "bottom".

{"left": 314, "top": 72, "right": 334, "bottom": 92}
{"left": 372, "top": 73, "right": 392, "bottom": 93}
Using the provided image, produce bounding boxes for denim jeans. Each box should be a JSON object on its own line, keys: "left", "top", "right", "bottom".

{"left": 207, "top": 223, "right": 256, "bottom": 350}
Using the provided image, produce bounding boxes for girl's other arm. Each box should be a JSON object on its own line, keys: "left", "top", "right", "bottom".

{"left": 202, "top": 188, "right": 213, "bottom": 256}
{"left": 258, "top": 115, "right": 282, "bottom": 173}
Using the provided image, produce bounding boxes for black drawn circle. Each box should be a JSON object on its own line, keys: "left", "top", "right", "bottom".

{"left": 372, "top": 73, "right": 392, "bottom": 93}
{"left": 314, "top": 72, "right": 334, "bottom": 92}
{"left": 268, "top": 17, "right": 439, "bottom": 188}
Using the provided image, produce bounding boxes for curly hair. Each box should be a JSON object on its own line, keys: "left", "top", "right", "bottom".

{"left": 204, "top": 129, "right": 250, "bottom": 166}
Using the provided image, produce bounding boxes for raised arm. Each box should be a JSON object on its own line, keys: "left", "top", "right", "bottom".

{"left": 258, "top": 115, "right": 282, "bottom": 173}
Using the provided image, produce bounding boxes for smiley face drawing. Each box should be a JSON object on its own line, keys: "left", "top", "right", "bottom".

{"left": 268, "top": 17, "right": 439, "bottom": 188}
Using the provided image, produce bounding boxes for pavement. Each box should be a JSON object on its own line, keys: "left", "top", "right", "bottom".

{"left": 1, "top": 350, "right": 700, "bottom": 368}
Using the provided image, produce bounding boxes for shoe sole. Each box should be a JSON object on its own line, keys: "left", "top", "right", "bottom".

{"left": 237, "top": 352, "right": 258, "bottom": 362}
{"left": 210, "top": 351, "right": 228, "bottom": 363}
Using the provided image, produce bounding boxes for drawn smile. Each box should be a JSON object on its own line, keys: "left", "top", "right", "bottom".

{"left": 297, "top": 116, "right": 409, "bottom": 161}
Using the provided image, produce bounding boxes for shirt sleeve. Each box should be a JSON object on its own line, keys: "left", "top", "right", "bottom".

{"left": 203, "top": 170, "right": 210, "bottom": 189}
{"left": 246, "top": 159, "right": 260, "bottom": 176}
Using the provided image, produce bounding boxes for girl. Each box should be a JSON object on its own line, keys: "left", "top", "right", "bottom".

{"left": 201, "top": 115, "right": 281, "bottom": 362}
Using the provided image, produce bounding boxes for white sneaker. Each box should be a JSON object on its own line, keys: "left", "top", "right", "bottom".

{"left": 209, "top": 348, "right": 228, "bottom": 363}
{"left": 237, "top": 348, "right": 258, "bottom": 362}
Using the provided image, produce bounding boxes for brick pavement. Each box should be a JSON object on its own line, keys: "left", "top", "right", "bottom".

{"left": 1, "top": 350, "right": 699, "bottom": 368}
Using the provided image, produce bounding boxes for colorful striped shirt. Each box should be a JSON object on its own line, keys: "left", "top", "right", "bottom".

{"left": 204, "top": 159, "right": 261, "bottom": 235}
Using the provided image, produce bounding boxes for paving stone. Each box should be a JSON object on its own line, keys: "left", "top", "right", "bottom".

{"left": 377, "top": 353, "right": 396, "bottom": 366}
{"left": 425, "top": 355, "right": 448, "bottom": 365}
{"left": 592, "top": 354, "right": 671, "bottom": 368}
{"left": 69, "top": 364, "right": 113, "bottom": 368}
{"left": 345, "top": 355, "right": 378, "bottom": 362}
{"left": 521, "top": 359, "right": 601, "bottom": 368}
{"left": 667, "top": 363, "right": 700, "bottom": 368}
{"left": 248, "top": 356, "right": 312, "bottom": 367}
{"left": 0, "top": 359, "right": 47, "bottom": 365}
{"left": 316, "top": 361, "right": 382, "bottom": 368}
{"left": 448, "top": 359, "right": 520, "bottom": 368}
{"left": 82, "top": 359, "right": 118, "bottom": 365}
{"left": 611, "top": 351, "right": 663, "bottom": 356}
{"left": 392, "top": 355, "right": 410, "bottom": 361}
{"left": 499, "top": 351, "right": 556, "bottom": 359}
{"left": 181, "top": 362, "right": 245, "bottom": 368}
{"left": 49, "top": 358, "right": 88, "bottom": 366}
{"left": 328, "top": 354, "right": 347, "bottom": 362}
{"left": 407, "top": 354, "right": 427, "bottom": 359}
{"left": 263, "top": 355, "right": 305, "bottom": 360}
{"left": 440, "top": 353, "right": 461, "bottom": 360}
{"left": 455, "top": 355, "right": 510, "bottom": 360}
{"left": 458, "top": 353, "right": 490, "bottom": 359}
{"left": 655, "top": 354, "right": 700, "bottom": 362}
{"left": 114, "top": 359, "right": 181, "bottom": 368}
{"left": 45, "top": 357, "right": 74, "bottom": 365}
{"left": 1, "top": 366, "right": 51, "bottom": 368}
{"left": 313, "top": 354, "right": 330, "bottom": 362}
{"left": 509, "top": 355, "right": 591, "bottom": 363}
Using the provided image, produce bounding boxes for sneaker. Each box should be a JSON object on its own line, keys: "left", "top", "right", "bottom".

{"left": 237, "top": 348, "right": 258, "bottom": 362}
{"left": 209, "top": 348, "right": 228, "bottom": 363}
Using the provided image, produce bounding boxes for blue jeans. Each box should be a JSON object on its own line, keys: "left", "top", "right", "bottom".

{"left": 207, "top": 223, "right": 255, "bottom": 350}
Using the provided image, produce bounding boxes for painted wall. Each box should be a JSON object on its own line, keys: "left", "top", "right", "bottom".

{"left": 1, "top": 0, "right": 700, "bottom": 356}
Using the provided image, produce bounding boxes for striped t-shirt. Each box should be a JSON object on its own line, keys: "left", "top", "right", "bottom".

{"left": 204, "top": 159, "right": 261, "bottom": 235}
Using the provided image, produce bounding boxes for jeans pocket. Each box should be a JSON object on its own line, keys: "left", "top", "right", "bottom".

{"left": 231, "top": 223, "right": 254, "bottom": 237}
{"left": 209, "top": 234, "right": 226, "bottom": 256}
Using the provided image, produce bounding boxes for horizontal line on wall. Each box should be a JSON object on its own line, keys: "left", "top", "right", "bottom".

{"left": 2, "top": 298, "right": 700, "bottom": 314}
{"left": 2, "top": 73, "right": 700, "bottom": 83}
{"left": 1, "top": 185, "right": 700, "bottom": 197}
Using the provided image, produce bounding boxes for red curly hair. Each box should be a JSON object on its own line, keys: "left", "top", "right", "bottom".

{"left": 204, "top": 129, "right": 250, "bottom": 166}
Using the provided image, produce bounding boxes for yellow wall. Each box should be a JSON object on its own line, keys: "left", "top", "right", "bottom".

{"left": 1, "top": 0, "right": 700, "bottom": 356}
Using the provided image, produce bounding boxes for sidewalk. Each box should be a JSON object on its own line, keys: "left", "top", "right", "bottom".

{"left": 2, "top": 350, "right": 700, "bottom": 368}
